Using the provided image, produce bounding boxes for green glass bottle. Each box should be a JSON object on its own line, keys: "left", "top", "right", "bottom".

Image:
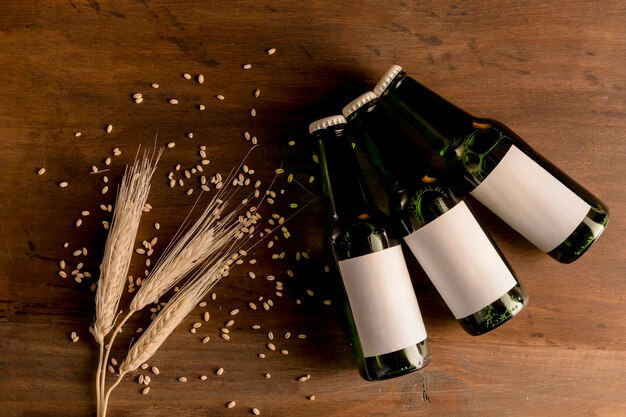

{"left": 310, "top": 115, "right": 430, "bottom": 380}
{"left": 374, "top": 65, "right": 609, "bottom": 264}
{"left": 343, "top": 92, "right": 528, "bottom": 336}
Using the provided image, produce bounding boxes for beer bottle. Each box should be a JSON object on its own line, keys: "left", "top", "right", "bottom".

{"left": 374, "top": 65, "right": 609, "bottom": 263}
{"left": 342, "top": 92, "right": 528, "bottom": 335}
{"left": 310, "top": 114, "right": 430, "bottom": 380}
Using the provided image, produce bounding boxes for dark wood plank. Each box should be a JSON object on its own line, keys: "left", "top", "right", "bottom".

{"left": 1, "top": 1, "right": 625, "bottom": 416}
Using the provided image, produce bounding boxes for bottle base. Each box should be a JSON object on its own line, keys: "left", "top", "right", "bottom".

{"left": 459, "top": 283, "right": 528, "bottom": 336}
{"left": 548, "top": 206, "right": 609, "bottom": 264}
{"left": 360, "top": 339, "right": 431, "bottom": 381}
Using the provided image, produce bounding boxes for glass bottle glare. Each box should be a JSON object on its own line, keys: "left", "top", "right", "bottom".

{"left": 310, "top": 115, "right": 430, "bottom": 380}
{"left": 374, "top": 65, "right": 609, "bottom": 264}
{"left": 343, "top": 92, "right": 528, "bottom": 335}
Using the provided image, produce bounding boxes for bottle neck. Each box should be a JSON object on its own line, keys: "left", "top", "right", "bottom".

{"left": 350, "top": 101, "right": 449, "bottom": 194}
{"left": 349, "top": 102, "right": 459, "bottom": 229}
{"left": 315, "top": 125, "right": 379, "bottom": 221}
{"left": 380, "top": 72, "right": 477, "bottom": 149}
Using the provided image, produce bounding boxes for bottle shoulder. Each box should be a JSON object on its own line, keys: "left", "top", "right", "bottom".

{"left": 330, "top": 212, "right": 399, "bottom": 260}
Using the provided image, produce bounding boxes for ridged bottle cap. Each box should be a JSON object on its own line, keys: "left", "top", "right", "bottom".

{"left": 341, "top": 91, "right": 377, "bottom": 118}
{"left": 308, "top": 115, "right": 347, "bottom": 134}
{"left": 373, "top": 64, "right": 403, "bottom": 97}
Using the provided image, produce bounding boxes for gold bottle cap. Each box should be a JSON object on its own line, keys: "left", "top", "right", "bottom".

{"left": 341, "top": 91, "right": 377, "bottom": 118}
{"left": 373, "top": 64, "right": 403, "bottom": 97}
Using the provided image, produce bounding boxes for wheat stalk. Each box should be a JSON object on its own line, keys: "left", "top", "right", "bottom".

{"left": 90, "top": 146, "right": 161, "bottom": 417}
{"left": 101, "top": 208, "right": 261, "bottom": 417}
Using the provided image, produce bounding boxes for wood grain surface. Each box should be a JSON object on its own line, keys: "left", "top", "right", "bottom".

{"left": 1, "top": 1, "right": 625, "bottom": 416}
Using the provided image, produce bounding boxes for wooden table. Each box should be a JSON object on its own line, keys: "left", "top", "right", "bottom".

{"left": 1, "top": 1, "right": 625, "bottom": 416}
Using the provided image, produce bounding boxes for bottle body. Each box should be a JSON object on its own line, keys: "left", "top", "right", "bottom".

{"left": 343, "top": 94, "right": 528, "bottom": 335}
{"left": 329, "top": 217, "right": 430, "bottom": 379}
{"left": 311, "top": 115, "right": 430, "bottom": 380}
{"left": 375, "top": 67, "right": 609, "bottom": 263}
{"left": 400, "top": 183, "right": 528, "bottom": 335}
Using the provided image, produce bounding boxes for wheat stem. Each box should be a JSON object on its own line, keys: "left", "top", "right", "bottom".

{"left": 96, "top": 342, "right": 104, "bottom": 417}
{"left": 101, "top": 371, "right": 126, "bottom": 417}
{"left": 100, "top": 310, "right": 133, "bottom": 415}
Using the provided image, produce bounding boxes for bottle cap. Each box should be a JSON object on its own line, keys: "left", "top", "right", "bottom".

{"left": 308, "top": 115, "right": 347, "bottom": 134}
{"left": 373, "top": 65, "right": 403, "bottom": 97}
{"left": 341, "top": 91, "right": 377, "bottom": 118}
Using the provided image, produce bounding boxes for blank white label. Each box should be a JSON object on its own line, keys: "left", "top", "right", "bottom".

{"left": 404, "top": 201, "right": 517, "bottom": 319}
{"left": 470, "top": 145, "right": 590, "bottom": 253}
{"left": 338, "top": 245, "right": 427, "bottom": 357}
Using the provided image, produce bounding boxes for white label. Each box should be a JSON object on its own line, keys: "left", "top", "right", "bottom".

{"left": 338, "top": 245, "right": 427, "bottom": 357}
{"left": 403, "top": 201, "right": 517, "bottom": 319}
{"left": 470, "top": 146, "right": 591, "bottom": 253}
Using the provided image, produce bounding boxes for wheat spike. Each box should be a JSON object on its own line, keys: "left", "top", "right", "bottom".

{"left": 91, "top": 147, "right": 162, "bottom": 344}
{"left": 120, "top": 209, "right": 262, "bottom": 374}
{"left": 129, "top": 193, "right": 234, "bottom": 313}
{"left": 120, "top": 256, "right": 230, "bottom": 374}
